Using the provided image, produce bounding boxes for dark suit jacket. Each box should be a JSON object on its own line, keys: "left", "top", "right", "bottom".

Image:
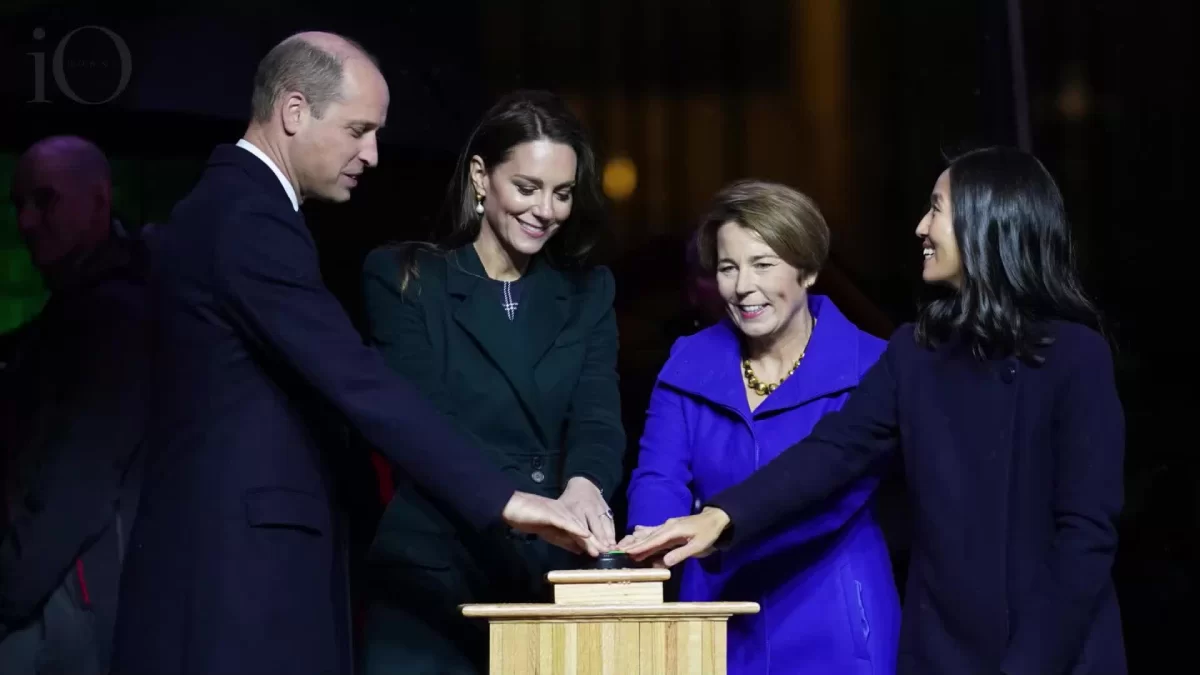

{"left": 1, "top": 232, "right": 148, "bottom": 672}
{"left": 358, "top": 244, "right": 624, "bottom": 658}
{"left": 363, "top": 244, "right": 624, "bottom": 500}
{"left": 110, "top": 144, "right": 518, "bottom": 675}
{"left": 709, "top": 321, "right": 1126, "bottom": 675}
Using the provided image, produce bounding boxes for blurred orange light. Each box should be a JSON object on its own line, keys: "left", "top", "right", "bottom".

{"left": 603, "top": 156, "right": 637, "bottom": 202}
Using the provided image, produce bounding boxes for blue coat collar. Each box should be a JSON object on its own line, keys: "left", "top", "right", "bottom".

{"left": 658, "top": 295, "right": 866, "bottom": 417}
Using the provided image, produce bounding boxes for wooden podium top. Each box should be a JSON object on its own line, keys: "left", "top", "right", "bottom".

{"left": 545, "top": 568, "right": 670, "bottom": 584}
{"left": 462, "top": 602, "right": 759, "bottom": 620}
{"left": 461, "top": 566, "right": 760, "bottom": 621}
{"left": 463, "top": 567, "right": 757, "bottom": 673}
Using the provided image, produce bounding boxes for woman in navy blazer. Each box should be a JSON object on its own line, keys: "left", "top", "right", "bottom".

{"left": 620, "top": 147, "right": 1126, "bottom": 675}
{"left": 360, "top": 90, "right": 625, "bottom": 674}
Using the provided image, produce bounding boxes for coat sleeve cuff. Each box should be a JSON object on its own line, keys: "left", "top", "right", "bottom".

{"left": 703, "top": 490, "right": 751, "bottom": 550}
{"left": 471, "top": 480, "right": 518, "bottom": 531}
{"left": 564, "top": 459, "right": 619, "bottom": 498}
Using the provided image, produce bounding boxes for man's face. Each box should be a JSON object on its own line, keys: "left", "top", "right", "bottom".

{"left": 290, "top": 58, "right": 389, "bottom": 203}
{"left": 10, "top": 150, "right": 109, "bottom": 270}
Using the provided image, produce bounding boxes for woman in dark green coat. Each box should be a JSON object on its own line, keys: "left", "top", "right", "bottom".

{"left": 360, "top": 90, "right": 625, "bottom": 674}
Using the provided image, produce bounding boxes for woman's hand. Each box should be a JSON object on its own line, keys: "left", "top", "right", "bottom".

{"left": 502, "top": 491, "right": 601, "bottom": 557}
{"left": 615, "top": 507, "right": 731, "bottom": 567}
{"left": 559, "top": 477, "right": 617, "bottom": 551}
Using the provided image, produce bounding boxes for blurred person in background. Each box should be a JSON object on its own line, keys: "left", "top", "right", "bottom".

{"left": 1, "top": 135, "right": 149, "bottom": 675}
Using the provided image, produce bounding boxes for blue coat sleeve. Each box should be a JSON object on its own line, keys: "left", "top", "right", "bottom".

{"left": 625, "top": 378, "right": 696, "bottom": 531}
{"left": 706, "top": 338, "right": 902, "bottom": 549}
{"left": 214, "top": 203, "right": 516, "bottom": 532}
{"left": 1000, "top": 331, "right": 1124, "bottom": 675}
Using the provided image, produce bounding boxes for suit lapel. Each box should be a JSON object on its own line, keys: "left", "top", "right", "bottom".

{"left": 446, "top": 247, "right": 560, "bottom": 446}
{"left": 518, "top": 259, "right": 572, "bottom": 444}
{"left": 520, "top": 255, "right": 571, "bottom": 369}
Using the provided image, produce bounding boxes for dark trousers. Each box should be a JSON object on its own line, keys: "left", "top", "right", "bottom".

{"left": 362, "top": 531, "right": 581, "bottom": 675}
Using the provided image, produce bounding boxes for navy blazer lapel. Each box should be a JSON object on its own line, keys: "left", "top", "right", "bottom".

{"left": 445, "top": 246, "right": 552, "bottom": 445}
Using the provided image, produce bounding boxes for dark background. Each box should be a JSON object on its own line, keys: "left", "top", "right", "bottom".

{"left": 2, "top": 1, "right": 1196, "bottom": 669}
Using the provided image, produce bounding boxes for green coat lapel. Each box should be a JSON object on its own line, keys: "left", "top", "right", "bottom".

{"left": 444, "top": 246, "right": 570, "bottom": 447}
{"left": 518, "top": 254, "right": 572, "bottom": 369}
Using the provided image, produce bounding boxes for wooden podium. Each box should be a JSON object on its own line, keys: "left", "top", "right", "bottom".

{"left": 461, "top": 568, "right": 759, "bottom": 674}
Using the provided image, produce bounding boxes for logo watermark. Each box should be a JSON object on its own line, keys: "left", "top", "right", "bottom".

{"left": 27, "top": 25, "right": 132, "bottom": 105}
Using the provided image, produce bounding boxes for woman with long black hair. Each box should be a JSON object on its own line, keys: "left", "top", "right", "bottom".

{"left": 359, "top": 90, "right": 624, "bottom": 674}
{"left": 620, "top": 146, "right": 1126, "bottom": 675}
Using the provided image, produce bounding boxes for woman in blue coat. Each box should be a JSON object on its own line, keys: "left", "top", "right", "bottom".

{"left": 626, "top": 179, "right": 901, "bottom": 674}
{"left": 620, "top": 147, "right": 1126, "bottom": 675}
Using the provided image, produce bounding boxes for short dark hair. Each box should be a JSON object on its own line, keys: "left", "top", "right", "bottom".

{"left": 249, "top": 36, "right": 374, "bottom": 123}
{"left": 914, "top": 146, "right": 1102, "bottom": 364}
{"left": 696, "top": 179, "right": 830, "bottom": 278}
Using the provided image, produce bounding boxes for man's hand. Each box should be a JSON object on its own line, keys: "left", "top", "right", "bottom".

{"left": 502, "top": 491, "right": 602, "bottom": 557}
{"left": 559, "top": 477, "right": 616, "bottom": 550}
{"left": 615, "top": 507, "right": 731, "bottom": 567}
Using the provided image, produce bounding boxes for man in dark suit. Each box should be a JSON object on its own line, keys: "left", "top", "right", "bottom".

{"left": 111, "top": 32, "right": 595, "bottom": 675}
{"left": 2, "top": 136, "right": 148, "bottom": 674}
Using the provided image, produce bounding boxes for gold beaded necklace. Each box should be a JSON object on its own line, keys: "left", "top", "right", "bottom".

{"left": 742, "top": 318, "right": 816, "bottom": 396}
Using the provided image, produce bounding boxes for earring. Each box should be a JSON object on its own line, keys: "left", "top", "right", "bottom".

{"left": 475, "top": 194, "right": 485, "bottom": 215}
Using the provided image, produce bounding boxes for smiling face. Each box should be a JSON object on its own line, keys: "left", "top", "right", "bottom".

{"left": 715, "top": 221, "right": 813, "bottom": 341}
{"left": 916, "top": 168, "right": 964, "bottom": 287}
{"left": 471, "top": 139, "right": 577, "bottom": 260}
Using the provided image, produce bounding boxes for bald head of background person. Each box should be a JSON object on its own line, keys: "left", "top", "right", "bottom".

{"left": 10, "top": 136, "right": 114, "bottom": 288}
{"left": 241, "top": 31, "right": 388, "bottom": 205}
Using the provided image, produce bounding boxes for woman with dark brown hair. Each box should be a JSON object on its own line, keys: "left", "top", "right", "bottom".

{"left": 360, "top": 90, "right": 625, "bottom": 674}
